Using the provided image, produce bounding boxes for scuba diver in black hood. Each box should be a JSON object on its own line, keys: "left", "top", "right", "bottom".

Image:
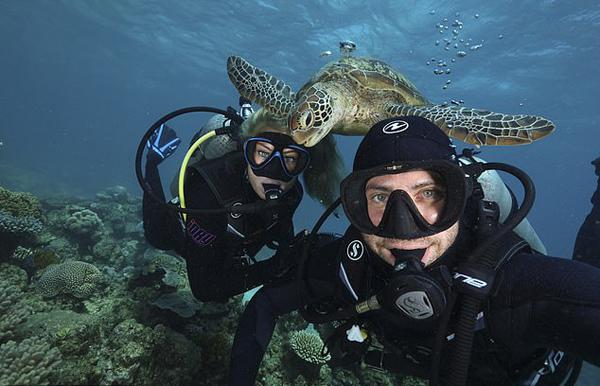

{"left": 229, "top": 116, "right": 600, "bottom": 385}
{"left": 141, "top": 102, "right": 311, "bottom": 302}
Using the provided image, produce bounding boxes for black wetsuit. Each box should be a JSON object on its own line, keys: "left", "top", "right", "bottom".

{"left": 229, "top": 226, "right": 600, "bottom": 385}
{"left": 142, "top": 151, "right": 302, "bottom": 302}
{"left": 573, "top": 157, "right": 600, "bottom": 268}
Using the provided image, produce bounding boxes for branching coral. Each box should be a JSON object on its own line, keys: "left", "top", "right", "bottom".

{"left": 0, "top": 213, "right": 43, "bottom": 235}
{"left": 36, "top": 261, "right": 101, "bottom": 298}
{"left": 290, "top": 330, "right": 331, "bottom": 365}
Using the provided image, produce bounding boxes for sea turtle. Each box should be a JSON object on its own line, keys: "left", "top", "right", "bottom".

{"left": 227, "top": 55, "right": 554, "bottom": 148}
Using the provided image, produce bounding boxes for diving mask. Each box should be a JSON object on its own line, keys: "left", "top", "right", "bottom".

{"left": 244, "top": 132, "right": 310, "bottom": 182}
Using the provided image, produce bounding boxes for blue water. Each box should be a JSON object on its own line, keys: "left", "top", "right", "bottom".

{"left": 0, "top": 0, "right": 598, "bottom": 383}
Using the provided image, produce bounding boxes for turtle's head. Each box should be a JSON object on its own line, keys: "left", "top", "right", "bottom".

{"left": 289, "top": 86, "right": 334, "bottom": 147}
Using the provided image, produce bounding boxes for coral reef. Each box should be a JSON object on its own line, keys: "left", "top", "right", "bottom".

{"left": 0, "top": 337, "right": 62, "bottom": 385}
{"left": 96, "top": 185, "right": 131, "bottom": 204}
{"left": 64, "top": 208, "right": 104, "bottom": 242}
{"left": 0, "top": 212, "right": 43, "bottom": 235}
{"left": 0, "top": 186, "right": 45, "bottom": 260}
{"left": 36, "top": 261, "right": 101, "bottom": 298}
{"left": 0, "top": 186, "right": 43, "bottom": 219}
{"left": 0, "top": 265, "right": 32, "bottom": 343}
{"left": 0, "top": 185, "right": 408, "bottom": 385}
{"left": 290, "top": 329, "right": 331, "bottom": 365}
{"left": 32, "top": 247, "right": 61, "bottom": 270}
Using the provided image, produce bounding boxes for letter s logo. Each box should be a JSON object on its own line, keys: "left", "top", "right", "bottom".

{"left": 346, "top": 240, "right": 364, "bottom": 261}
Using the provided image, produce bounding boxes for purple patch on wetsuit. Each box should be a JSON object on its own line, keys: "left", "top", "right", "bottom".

{"left": 187, "top": 220, "right": 216, "bottom": 246}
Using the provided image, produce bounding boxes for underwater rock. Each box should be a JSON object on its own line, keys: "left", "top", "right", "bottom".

{"left": 151, "top": 291, "right": 201, "bottom": 318}
{"left": 36, "top": 261, "right": 101, "bottom": 298}
{"left": 96, "top": 185, "right": 131, "bottom": 204}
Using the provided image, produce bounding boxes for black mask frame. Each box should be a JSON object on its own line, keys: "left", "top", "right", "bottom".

{"left": 340, "top": 160, "right": 472, "bottom": 240}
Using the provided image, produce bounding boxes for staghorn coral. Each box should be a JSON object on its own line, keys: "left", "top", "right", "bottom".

{"left": 0, "top": 212, "right": 43, "bottom": 235}
{"left": 0, "top": 337, "right": 61, "bottom": 385}
{"left": 36, "top": 261, "right": 101, "bottom": 298}
{"left": 289, "top": 330, "right": 331, "bottom": 365}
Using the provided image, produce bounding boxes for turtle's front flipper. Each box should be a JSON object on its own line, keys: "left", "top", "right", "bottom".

{"left": 386, "top": 104, "right": 555, "bottom": 146}
{"left": 227, "top": 56, "right": 295, "bottom": 118}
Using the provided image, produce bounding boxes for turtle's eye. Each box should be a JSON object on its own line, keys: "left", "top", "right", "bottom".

{"left": 300, "top": 110, "right": 313, "bottom": 129}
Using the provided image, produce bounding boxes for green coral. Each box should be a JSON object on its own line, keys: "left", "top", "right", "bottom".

{"left": 0, "top": 186, "right": 43, "bottom": 220}
{"left": 290, "top": 330, "right": 330, "bottom": 365}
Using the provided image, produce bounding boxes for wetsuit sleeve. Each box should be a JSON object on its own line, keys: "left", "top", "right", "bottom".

{"left": 142, "top": 162, "right": 186, "bottom": 251}
{"left": 489, "top": 253, "right": 600, "bottom": 367}
{"left": 572, "top": 157, "right": 600, "bottom": 267}
{"left": 228, "top": 235, "right": 340, "bottom": 386}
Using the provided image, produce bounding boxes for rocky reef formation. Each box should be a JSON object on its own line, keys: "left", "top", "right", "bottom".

{"left": 0, "top": 184, "right": 423, "bottom": 385}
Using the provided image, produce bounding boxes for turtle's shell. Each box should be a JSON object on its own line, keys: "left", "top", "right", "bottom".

{"left": 296, "top": 57, "right": 430, "bottom": 107}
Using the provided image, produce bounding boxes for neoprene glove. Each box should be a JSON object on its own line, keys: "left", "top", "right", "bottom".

{"left": 146, "top": 124, "right": 181, "bottom": 165}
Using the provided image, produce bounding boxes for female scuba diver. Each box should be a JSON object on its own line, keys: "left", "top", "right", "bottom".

{"left": 141, "top": 107, "right": 314, "bottom": 302}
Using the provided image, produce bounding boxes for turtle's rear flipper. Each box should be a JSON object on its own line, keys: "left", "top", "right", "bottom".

{"left": 386, "top": 104, "right": 555, "bottom": 146}
{"left": 227, "top": 56, "right": 295, "bottom": 118}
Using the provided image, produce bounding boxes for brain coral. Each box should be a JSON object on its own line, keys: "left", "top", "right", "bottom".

{"left": 290, "top": 330, "right": 331, "bottom": 364}
{"left": 36, "top": 261, "right": 101, "bottom": 298}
